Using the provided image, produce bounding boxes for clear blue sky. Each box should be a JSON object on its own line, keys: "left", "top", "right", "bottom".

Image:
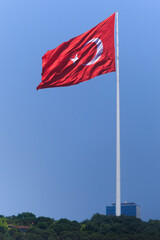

{"left": 0, "top": 0, "right": 160, "bottom": 221}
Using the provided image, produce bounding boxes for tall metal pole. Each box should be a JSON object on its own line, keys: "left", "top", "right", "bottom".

{"left": 116, "top": 11, "right": 121, "bottom": 216}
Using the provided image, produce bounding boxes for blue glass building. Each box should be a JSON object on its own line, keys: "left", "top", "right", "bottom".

{"left": 106, "top": 202, "right": 140, "bottom": 218}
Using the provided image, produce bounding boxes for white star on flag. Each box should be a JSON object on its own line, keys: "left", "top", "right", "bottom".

{"left": 70, "top": 54, "right": 79, "bottom": 63}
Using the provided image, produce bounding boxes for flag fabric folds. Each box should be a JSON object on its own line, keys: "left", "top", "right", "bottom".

{"left": 37, "top": 13, "right": 115, "bottom": 90}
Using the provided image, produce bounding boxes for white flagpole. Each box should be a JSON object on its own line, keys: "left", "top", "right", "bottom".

{"left": 116, "top": 11, "right": 121, "bottom": 216}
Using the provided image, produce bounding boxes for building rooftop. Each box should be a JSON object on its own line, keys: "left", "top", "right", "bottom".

{"left": 111, "top": 202, "right": 138, "bottom": 206}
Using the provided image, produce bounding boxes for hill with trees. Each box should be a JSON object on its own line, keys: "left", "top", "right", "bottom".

{"left": 0, "top": 212, "right": 159, "bottom": 240}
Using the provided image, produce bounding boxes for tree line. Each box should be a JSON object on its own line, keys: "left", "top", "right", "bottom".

{"left": 0, "top": 212, "right": 159, "bottom": 240}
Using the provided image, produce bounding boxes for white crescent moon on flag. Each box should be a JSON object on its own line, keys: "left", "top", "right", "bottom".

{"left": 83, "top": 38, "right": 103, "bottom": 66}
{"left": 70, "top": 38, "right": 103, "bottom": 65}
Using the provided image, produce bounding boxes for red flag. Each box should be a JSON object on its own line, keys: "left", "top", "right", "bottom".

{"left": 37, "top": 13, "right": 115, "bottom": 90}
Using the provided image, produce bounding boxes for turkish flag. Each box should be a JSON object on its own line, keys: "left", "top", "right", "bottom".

{"left": 37, "top": 13, "right": 115, "bottom": 90}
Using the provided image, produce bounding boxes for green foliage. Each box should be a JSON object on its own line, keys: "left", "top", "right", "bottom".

{"left": 0, "top": 212, "right": 159, "bottom": 240}
{"left": 17, "top": 213, "right": 36, "bottom": 219}
{"left": 59, "top": 231, "right": 80, "bottom": 240}
{"left": 0, "top": 217, "right": 8, "bottom": 233}
{"left": 0, "top": 226, "right": 6, "bottom": 234}
{"left": 52, "top": 218, "right": 80, "bottom": 235}
{"left": 25, "top": 233, "right": 44, "bottom": 240}
{"left": 0, "top": 232, "right": 7, "bottom": 240}
{"left": 12, "top": 231, "right": 24, "bottom": 240}
{"left": 8, "top": 227, "right": 19, "bottom": 237}
{"left": 0, "top": 217, "right": 8, "bottom": 228}
{"left": 6, "top": 212, "right": 36, "bottom": 226}
{"left": 36, "top": 217, "right": 54, "bottom": 230}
